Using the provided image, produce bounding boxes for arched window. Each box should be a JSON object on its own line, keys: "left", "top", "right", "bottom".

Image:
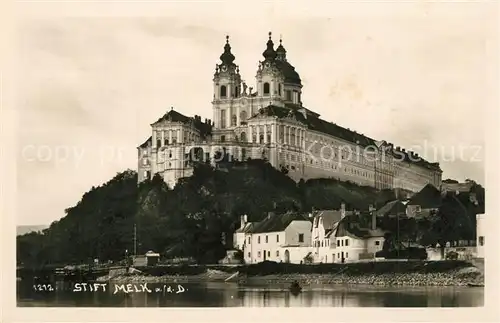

{"left": 235, "top": 86, "right": 239, "bottom": 98}
{"left": 240, "top": 132, "right": 247, "bottom": 142}
{"left": 220, "top": 85, "right": 227, "bottom": 98}
{"left": 240, "top": 110, "right": 247, "bottom": 122}
{"left": 231, "top": 115, "right": 237, "bottom": 126}
{"left": 263, "top": 82, "right": 270, "bottom": 95}
{"left": 278, "top": 84, "right": 282, "bottom": 96}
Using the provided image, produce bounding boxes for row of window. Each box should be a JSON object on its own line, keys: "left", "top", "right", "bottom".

{"left": 218, "top": 83, "right": 300, "bottom": 102}
{"left": 219, "top": 85, "right": 240, "bottom": 99}
{"left": 250, "top": 250, "right": 280, "bottom": 259}
{"left": 314, "top": 240, "right": 331, "bottom": 248}
{"left": 154, "top": 134, "right": 200, "bottom": 146}
{"left": 247, "top": 234, "right": 304, "bottom": 244}
{"left": 337, "top": 252, "right": 348, "bottom": 259}
{"left": 313, "top": 238, "right": 381, "bottom": 248}
{"left": 156, "top": 138, "right": 177, "bottom": 147}
{"left": 248, "top": 235, "right": 280, "bottom": 244}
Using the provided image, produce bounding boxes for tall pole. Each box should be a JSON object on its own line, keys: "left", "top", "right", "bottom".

{"left": 134, "top": 224, "right": 137, "bottom": 256}
{"left": 395, "top": 188, "right": 400, "bottom": 259}
{"left": 397, "top": 212, "right": 400, "bottom": 259}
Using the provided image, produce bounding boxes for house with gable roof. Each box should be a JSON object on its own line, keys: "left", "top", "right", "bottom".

{"left": 233, "top": 211, "right": 313, "bottom": 264}
{"left": 374, "top": 200, "right": 407, "bottom": 218}
{"left": 309, "top": 203, "right": 387, "bottom": 264}
{"left": 311, "top": 204, "right": 346, "bottom": 263}
{"left": 333, "top": 210, "right": 386, "bottom": 263}
{"left": 405, "top": 183, "right": 442, "bottom": 218}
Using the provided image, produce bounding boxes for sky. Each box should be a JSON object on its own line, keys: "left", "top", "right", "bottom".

{"left": 15, "top": 3, "right": 496, "bottom": 225}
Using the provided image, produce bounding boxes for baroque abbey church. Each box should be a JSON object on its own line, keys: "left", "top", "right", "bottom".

{"left": 137, "top": 33, "right": 442, "bottom": 192}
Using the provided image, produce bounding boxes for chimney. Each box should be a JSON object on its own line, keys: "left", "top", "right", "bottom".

{"left": 267, "top": 211, "right": 275, "bottom": 219}
{"left": 371, "top": 211, "right": 377, "bottom": 230}
{"left": 240, "top": 215, "right": 246, "bottom": 229}
{"left": 244, "top": 214, "right": 248, "bottom": 223}
{"left": 369, "top": 204, "right": 375, "bottom": 212}
{"left": 340, "top": 202, "right": 346, "bottom": 219}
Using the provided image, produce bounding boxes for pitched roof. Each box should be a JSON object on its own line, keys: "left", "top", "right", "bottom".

{"left": 138, "top": 136, "right": 152, "bottom": 148}
{"left": 313, "top": 210, "right": 344, "bottom": 233}
{"left": 375, "top": 200, "right": 407, "bottom": 217}
{"left": 407, "top": 184, "right": 442, "bottom": 208}
{"left": 248, "top": 212, "right": 312, "bottom": 234}
{"left": 234, "top": 222, "right": 254, "bottom": 233}
{"left": 335, "top": 216, "right": 386, "bottom": 239}
{"left": 150, "top": 108, "right": 213, "bottom": 139}
{"left": 152, "top": 108, "right": 191, "bottom": 125}
{"left": 325, "top": 221, "right": 341, "bottom": 238}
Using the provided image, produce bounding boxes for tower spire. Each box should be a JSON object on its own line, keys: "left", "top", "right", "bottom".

{"left": 262, "top": 31, "right": 276, "bottom": 61}
{"left": 219, "top": 35, "right": 235, "bottom": 65}
{"left": 276, "top": 34, "right": 286, "bottom": 61}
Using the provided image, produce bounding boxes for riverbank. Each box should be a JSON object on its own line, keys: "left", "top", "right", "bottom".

{"left": 99, "top": 260, "right": 484, "bottom": 287}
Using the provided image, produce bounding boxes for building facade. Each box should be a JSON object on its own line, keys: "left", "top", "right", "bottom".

{"left": 233, "top": 212, "right": 313, "bottom": 264}
{"left": 333, "top": 214, "right": 385, "bottom": 263}
{"left": 310, "top": 205, "right": 385, "bottom": 264}
{"left": 138, "top": 33, "right": 443, "bottom": 191}
{"left": 311, "top": 208, "right": 345, "bottom": 263}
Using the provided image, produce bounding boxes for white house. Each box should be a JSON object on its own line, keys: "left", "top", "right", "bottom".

{"left": 233, "top": 212, "right": 313, "bottom": 264}
{"left": 310, "top": 204, "right": 384, "bottom": 264}
{"left": 476, "top": 213, "right": 484, "bottom": 258}
{"left": 311, "top": 205, "right": 346, "bottom": 264}
{"left": 233, "top": 214, "right": 252, "bottom": 251}
{"left": 333, "top": 210, "right": 385, "bottom": 263}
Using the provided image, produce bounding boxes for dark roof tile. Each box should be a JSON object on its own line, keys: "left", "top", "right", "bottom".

{"left": 151, "top": 108, "right": 213, "bottom": 139}
{"left": 152, "top": 109, "right": 191, "bottom": 125}
{"left": 248, "top": 212, "right": 312, "bottom": 234}
{"left": 407, "top": 184, "right": 442, "bottom": 208}
{"left": 335, "top": 216, "right": 386, "bottom": 239}
{"left": 313, "top": 210, "right": 343, "bottom": 233}
{"left": 138, "top": 136, "right": 152, "bottom": 148}
{"left": 375, "top": 200, "right": 407, "bottom": 217}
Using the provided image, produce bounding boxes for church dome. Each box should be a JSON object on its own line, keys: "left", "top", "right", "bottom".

{"left": 275, "top": 59, "right": 301, "bottom": 85}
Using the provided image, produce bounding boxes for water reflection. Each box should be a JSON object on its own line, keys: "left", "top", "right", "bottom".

{"left": 17, "top": 281, "right": 483, "bottom": 307}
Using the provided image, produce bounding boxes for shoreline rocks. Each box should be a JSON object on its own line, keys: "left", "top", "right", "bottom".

{"left": 102, "top": 265, "right": 483, "bottom": 287}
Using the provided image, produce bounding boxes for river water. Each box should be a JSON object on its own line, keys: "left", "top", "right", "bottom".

{"left": 17, "top": 281, "right": 483, "bottom": 307}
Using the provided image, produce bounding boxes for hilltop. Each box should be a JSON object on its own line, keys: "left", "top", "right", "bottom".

{"left": 16, "top": 159, "right": 482, "bottom": 266}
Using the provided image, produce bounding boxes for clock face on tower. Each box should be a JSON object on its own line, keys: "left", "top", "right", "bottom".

{"left": 221, "top": 65, "right": 227, "bottom": 72}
